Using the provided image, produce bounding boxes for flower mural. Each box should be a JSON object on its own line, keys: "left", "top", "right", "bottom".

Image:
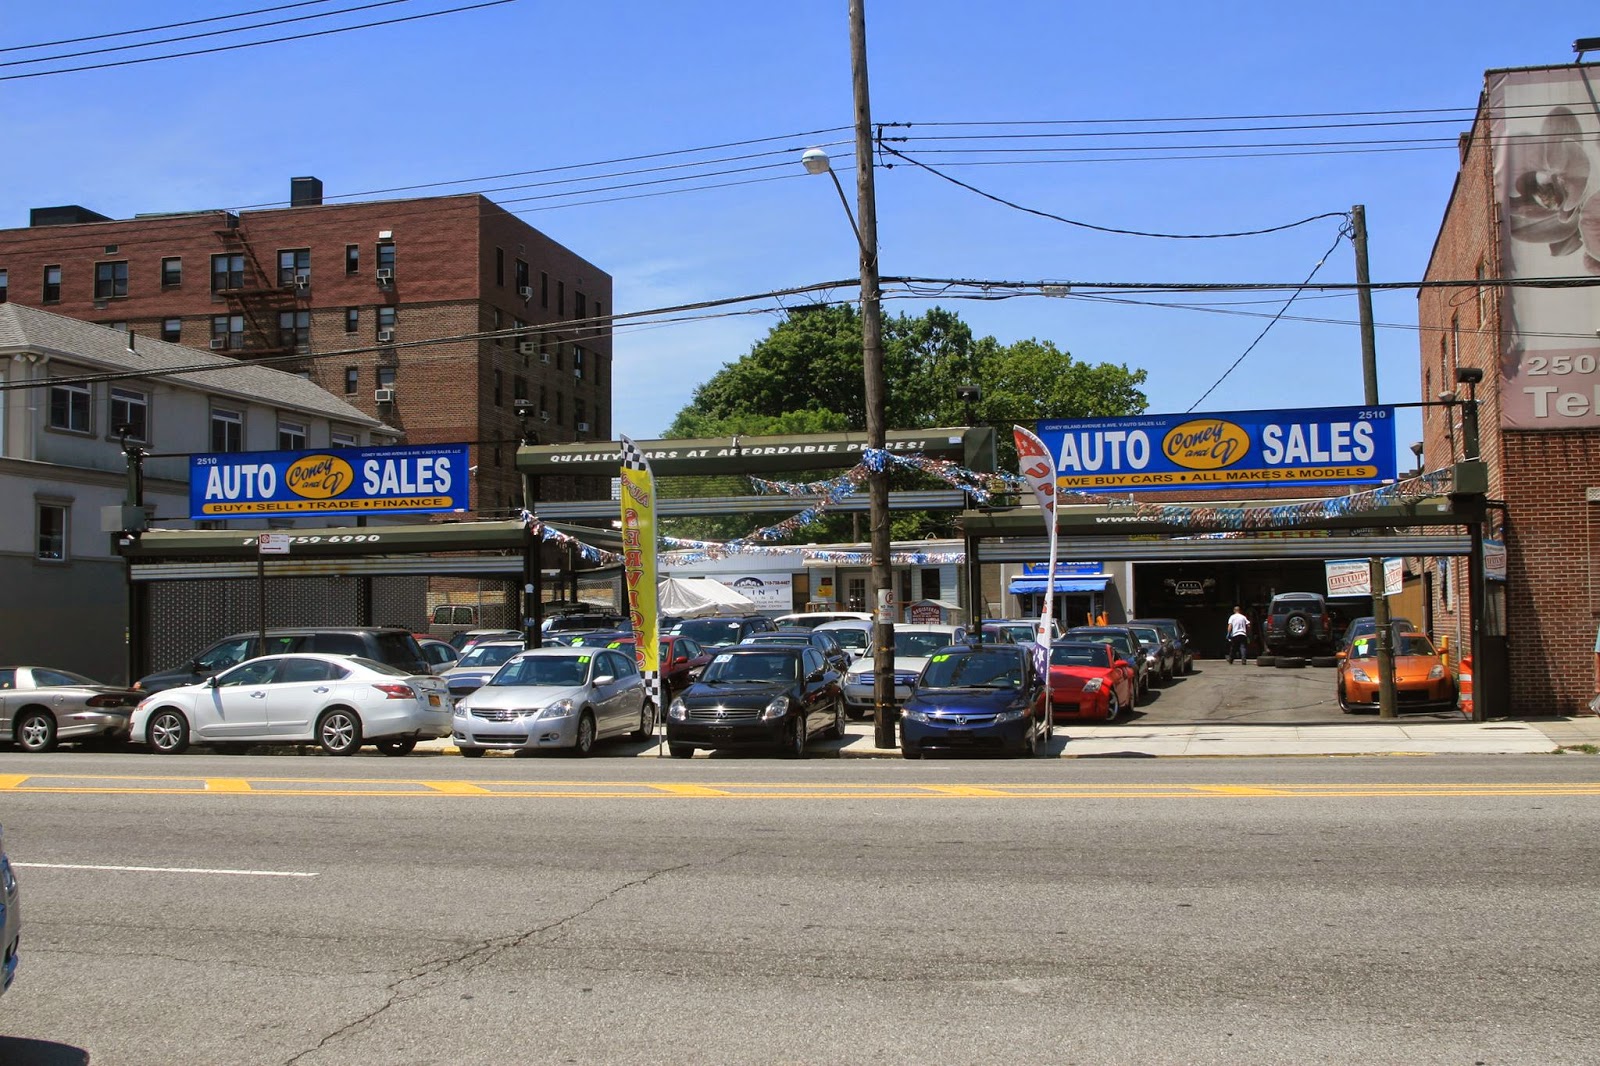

{"left": 1506, "top": 107, "right": 1594, "bottom": 259}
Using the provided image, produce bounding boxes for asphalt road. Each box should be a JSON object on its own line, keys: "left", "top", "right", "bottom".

{"left": 2, "top": 751, "right": 1594, "bottom": 1065}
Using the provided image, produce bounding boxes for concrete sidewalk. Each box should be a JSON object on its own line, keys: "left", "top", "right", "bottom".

{"left": 421, "top": 716, "right": 1600, "bottom": 759}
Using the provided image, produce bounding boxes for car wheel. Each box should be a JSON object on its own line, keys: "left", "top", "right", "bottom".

{"left": 459, "top": 746, "right": 485, "bottom": 758}
{"left": 15, "top": 710, "right": 58, "bottom": 753}
{"left": 780, "top": 715, "right": 806, "bottom": 758}
{"left": 1276, "top": 656, "right": 1307, "bottom": 669}
{"left": 1338, "top": 684, "right": 1354, "bottom": 714}
{"left": 1105, "top": 692, "right": 1121, "bottom": 722}
{"left": 829, "top": 698, "right": 846, "bottom": 739}
{"left": 845, "top": 706, "right": 868, "bottom": 721}
{"left": 376, "top": 738, "right": 417, "bottom": 756}
{"left": 1256, "top": 655, "right": 1277, "bottom": 667}
{"left": 669, "top": 743, "right": 695, "bottom": 759}
{"left": 633, "top": 701, "right": 656, "bottom": 741}
{"left": 147, "top": 709, "right": 190, "bottom": 754}
{"left": 1286, "top": 612, "right": 1311, "bottom": 639}
{"left": 317, "top": 708, "right": 363, "bottom": 755}
{"left": 571, "top": 711, "right": 596, "bottom": 756}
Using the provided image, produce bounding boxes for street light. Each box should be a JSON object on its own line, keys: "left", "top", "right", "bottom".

{"left": 802, "top": 5, "right": 893, "bottom": 750}
{"left": 1409, "top": 440, "right": 1424, "bottom": 477}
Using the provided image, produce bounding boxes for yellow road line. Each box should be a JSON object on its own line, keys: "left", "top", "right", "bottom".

{"left": 1192, "top": 785, "right": 1296, "bottom": 796}
{"left": 205, "top": 778, "right": 253, "bottom": 792}
{"left": 422, "top": 780, "right": 491, "bottom": 794}
{"left": 648, "top": 783, "right": 734, "bottom": 797}
{"left": 0, "top": 774, "right": 31, "bottom": 790}
{"left": 917, "top": 785, "right": 1019, "bottom": 797}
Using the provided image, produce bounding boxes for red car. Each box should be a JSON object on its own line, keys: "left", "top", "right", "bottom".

{"left": 1048, "top": 640, "right": 1137, "bottom": 722}
{"left": 578, "top": 632, "right": 712, "bottom": 706}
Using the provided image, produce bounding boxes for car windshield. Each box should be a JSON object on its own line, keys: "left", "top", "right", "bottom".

{"left": 824, "top": 629, "right": 869, "bottom": 652}
{"left": 488, "top": 655, "right": 590, "bottom": 688}
{"left": 458, "top": 643, "right": 523, "bottom": 668}
{"left": 1070, "top": 632, "right": 1136, "bottom": 659}
{"left": 1050, "top": 643, "right": 1112, "bottom": 667}
{"left": 1350, "top": 632, "right": 1437, "bottom": 658}
{"left": 676, "top": 619, "right": 750, "bottom": 647}
{"left": 701, "top": 652, "right": 798, "bottom": 683}
{"left": 1128, "top": 627, "right": 1161, "bottom": 645}
{"left": 920, "top": 650, "right": 1023, "bottom": 689}
{"left": 876, "top": 631, "right": 954, "bottom": 658}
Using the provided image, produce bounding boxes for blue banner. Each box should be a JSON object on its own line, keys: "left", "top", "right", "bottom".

{"left": 189, "top": 443, "right": 470, "bottom": 519}
{"left": 1034, "top": 406, "right": 1396, "bottom": 493}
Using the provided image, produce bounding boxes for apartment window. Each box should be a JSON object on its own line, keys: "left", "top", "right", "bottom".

{"left": 376, "top": 366, "right": 396, "bottom": 388}
{"left": 94, "top": 261, "right": 129, "bottom": 299}
{"left": 36, "top": 502, "right": 68, "bottom": 562}
{"left": 49, "top": 382, "right": 91, "bottom": 433}
{"left": 43, "top": 265, "right": 61, "bottom": 302}
{"left": 540, "top": 271, "right": 548, "bottom": 308}
{"left": 278, "top": 310, "right": 310, "bottom": 349}
{"left": 210, "top": 254, "right": 244, "bottom": 292}
{"left": 496, "top": 248, "right": 505, "bottom": 287}
{"left": 376, "top": 306, "right": 396, "bottom": 336}
{"left": 555, "top": 391, "right": 564, "bottom": 425}
{"left": 0, "top": 268, "right": 8, "bottom": 303}
{"left": 574, "top": 291, "right": 586, "bottom": 323}
{"left": 277, "top": 419, "right": 307, "bottom": 450}
{"left": 376, "top": 241, "right": 396, "bottom": 274}
{"left": 211, "top": 314, "right": 244, "bottom": 350}
{"left": 573, "top": 346, "right": 585, "bottom": 381}
{"left": 594, "top": 299, "right": 604, "bottom": 336}
{"left": 515, "top": 259, "right": 530, "bottom": 296}
{"left": 278, "top": 249, "right": 310, "bottom": 286}
{"left": 557, "top": 280, "right": 565, "bottom": 315}
{"left": 161, "top": 257, "right": 182, "bottom": 287}
{"left": 554, "top": 344, "right": 563, "bottom": 371}
{"left": 344, "top": 307, "right": 359, "bottom": 333}
{"left": 161, "top": 317, "right": 182, "bottom": 342}
{"left": 594, "top": 354, "right": 604, "bottom": 390}
{"left": 492, "top": 308, "right": 502, "bottom": 346}
{"left": 344, "top": 367, "right": 359, "bottom": 394}
{"left": 110, "top": 387, "right": 149, "bottom": 441}
{"left": 513, "top": 376, "right": 527, "bottom": 403}
{"left": 330, "top": 429, "right": 358, "bottom": 449}
{"left": 211, "top": 408, "right": 244, "bottom": 452}
{"left": 538, "top": 385, "right": 547, "bottom": 415}
{"left": 493, "top": 370, "right": 503, "bottom": 406}
{"left": 345, "top": 244, "right": 360, "bottom": 274}
{"left": 575, "top": 398, "right": 586, "bottom": 431}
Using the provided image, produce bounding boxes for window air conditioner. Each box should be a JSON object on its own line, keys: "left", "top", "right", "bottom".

{"left": 517, "top": 341, "right": 538, "bottom": 355}
{"left": 517, "top": 286, "right": 533, "bottom": 300}
{"left": 540, "top": 410, "right": 550, "bottom": 422}
{"left": 573, "top": 367, "right": 582, "bottom": 378}
{"left": 375, "top": 268, "right": 393, "bottom": 283}
{"left": 538, "top": 352, "right": 551, "bottom": 365}
{"left": 576, "top": 421, "right": 590, "bottom": 432}
{"left": 209, "top": 338, "right": 227, "bottom": 350}
{"left": 293, "top": 273, "right": 310, "bottom": 288}
{"left": 376, "top": 329, "right": 394, "bottom": 343}
{"left": 374, "top": 388, "right": 395, "bottom": 404}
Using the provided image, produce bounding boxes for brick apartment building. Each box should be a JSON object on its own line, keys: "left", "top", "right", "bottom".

{"left": 0, "top": 177, "right": 613, "bottom": 516}
{"left": 1420, "top": 62, "right": 1600, "bottom": 716}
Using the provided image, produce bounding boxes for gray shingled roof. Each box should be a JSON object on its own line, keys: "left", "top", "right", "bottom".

{"left": 0, "top": 302, "right": 387, "bottom": 428}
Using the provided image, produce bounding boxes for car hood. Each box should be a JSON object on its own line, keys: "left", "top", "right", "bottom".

{"left": 461, "top": 683, "right": 590, "bottom": 710}
{"left": 678, "top": 679, "right": 794, "bottom": 707}
{"left": 846, "top": 656, "right": 929, "bottom": 681}
{"left": 1049, "top": 666, "right": 1113, "bottom": 683}
{"left": 905, "top": 687, "right": 1027, "bottom": 715}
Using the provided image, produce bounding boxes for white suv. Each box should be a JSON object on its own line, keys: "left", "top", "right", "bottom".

{"left": 842, "top": 624, "right": 967, "bottom": 719}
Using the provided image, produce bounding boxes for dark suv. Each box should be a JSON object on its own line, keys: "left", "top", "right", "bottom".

{"left": 1263, "top": 594, "right": 1335, "bottom": 657}
{"left": 672, "top": 615, "right": 777, "bottom": 649}
{"left": 134, "top": 627, "right": 429, "bottom": 694}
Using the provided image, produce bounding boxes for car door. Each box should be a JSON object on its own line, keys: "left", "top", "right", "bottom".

{"left": 264, "top": 657, "right": 347, "bottom": 738}
{"left": 600, "top": 650, "right": 642, "bottom": 736}
{"left": 0, "top": 667, "right": 14, "bottom": 734}
{"left": 201, "top": 658, "right": 282, "bottom": 739}
{"left": 799, "top": 648, "right": 831, "bottom": 732}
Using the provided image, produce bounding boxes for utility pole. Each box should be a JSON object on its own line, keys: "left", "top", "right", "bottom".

{"left": 1353, "top": 204, "right": 1398, "bottom": 719}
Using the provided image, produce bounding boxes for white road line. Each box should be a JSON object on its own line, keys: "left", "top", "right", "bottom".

{"left": 13, "top": 862, "right": 318, "bottom": 878}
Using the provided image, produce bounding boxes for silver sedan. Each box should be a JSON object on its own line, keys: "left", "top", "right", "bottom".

{"left": 453, "top": 646, "right": 654, "bottom": 756}
{"left": 1, "top": 666, "right": 141, "bottom": 752}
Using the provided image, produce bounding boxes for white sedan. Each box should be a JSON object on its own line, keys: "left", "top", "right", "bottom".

{"left": 131, "top": 654, "right": 452, "bottom": 756}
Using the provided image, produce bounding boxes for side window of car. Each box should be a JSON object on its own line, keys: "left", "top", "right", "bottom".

{"left": 197, "top": 637, "right": 253, "bottom": 670}
{"left": 611, "top": 651, "right": 639, "bottom": 679}
{"left": 0, "top": 668, "right": 13, "bottom": 690}
{"left": 803, "top": 648, "right": 824, "bottom": 677}
{"left": 311, "top": 633, "right": 366, "bottom": 657}
{"left": 218, "top": 659, "right": 279, "bottom": 687}
{"left": 276, "top": 658, "right": 340, "bottom": 684}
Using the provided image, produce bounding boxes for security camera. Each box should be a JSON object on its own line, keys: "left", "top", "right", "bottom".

{"left": 1454, "top": 366, "right": 1484, "bottom": 385}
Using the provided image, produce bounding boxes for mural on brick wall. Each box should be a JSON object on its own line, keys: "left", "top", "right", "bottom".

{"left": 1490, "top": 65, "right": 1600, "bottom": 429}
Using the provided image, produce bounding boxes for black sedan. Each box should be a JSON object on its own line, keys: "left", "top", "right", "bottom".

{"left": 665, "top": 645, "right": 843, "bottom": 759}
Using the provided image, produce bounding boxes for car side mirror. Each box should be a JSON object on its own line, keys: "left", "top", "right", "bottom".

{"left": 1114, "top": 659, "right": 1131, "bottom": 669}
{"left": 592, "top": 674, "right": 615, "bottom": 687}
{"left": 206, "top": 675, "right": 221, "bottom": 688}
{"left": 1336, "top": 651, "right": 1348, "bottom": 662}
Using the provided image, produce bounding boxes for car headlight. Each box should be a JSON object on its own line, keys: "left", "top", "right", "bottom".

{"left": 901, "top": 705, "right": 929, "bottom": 723}
{"left": 761, "top": 695, "right": 791, "bottom": 720}
{"left": 1428, "top": 665, "right": 1445, "bottom": 680}
{"left": 537, "top": 698, "right": 576, "bottom": 720}
{"left": 993, "top": 707, "right": 1027, "bottom": 723}
{"left": 453, "top": 702, "right": 470, "bottom": 717}
{"left": 1349, "top": 667, "right": 1372, "bottom": 683}
{"left": 1081, "top": 678, "right": 1103, "bottom": 693}
{"left": 668, "top": 698, "right": 687, "bottom": 721}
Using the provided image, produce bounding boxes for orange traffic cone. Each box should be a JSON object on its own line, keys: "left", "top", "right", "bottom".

{"left": 1457, "top": 655, "right": 1473, "bottom": 719}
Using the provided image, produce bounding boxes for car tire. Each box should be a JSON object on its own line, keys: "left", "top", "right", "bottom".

{"left": 829, "top": 698, "right": 846, "bottom": 739}
{"left": 1256, "top": 655, "right": 1277, "bottom": 667}
{"left": 1104, "top": 692, "right": 1121, "bottom": 722}
{"left": 1285, "top": 612, "right": 1312, "bottom": 639}
{"left": 669, "top": 743, "right": 695, "bottom": 759}
{"left": 780, "top": 715, "right": 806, "bottom": 759}
{"left": 459, "top": 746, "right": 485, "bottom": 758}
{"left": 633, "top": 701, "right": 656, "bottom": 741}
{"left": 147, "top": 709, "right": 190, "bottom": 754}
{"left": 1310, "top": 656, "right": 1339, "bottom": 668}
{"left": 317, "top": 708, "right": 363, "bottom": 755}
{"left": 571, "top": 711, "right": 596, "bottom": 757}
{"left": 15, "top": 709, "right": 58, "bottom": 753}
{"left": 845, "top": 706, "right": 868, "bottom": 721}
{"left": 376, "top": 738, "right": 417, "bottom": 756}
{"left": 1275, "top": 656, "right": 1307, "bottom": 669}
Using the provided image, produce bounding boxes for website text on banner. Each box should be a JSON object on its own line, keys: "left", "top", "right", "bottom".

{"left": 1033, "top": 406, "right": 1396, "bottom": 493}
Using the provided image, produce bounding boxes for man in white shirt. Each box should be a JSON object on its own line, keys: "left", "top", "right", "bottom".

{"left": 1226, "top": 606, "right": 1250, "bottom": 664}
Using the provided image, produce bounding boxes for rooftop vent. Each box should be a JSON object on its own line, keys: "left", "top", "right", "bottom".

{"left": 290, "top": 176, "right": 324, "bottom": 208}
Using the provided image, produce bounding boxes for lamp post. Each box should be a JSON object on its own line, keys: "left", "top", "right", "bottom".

{"left": 1409, "top": 440, "right": 1424, "bottom": 478}
{"left": 802, "top": 1, "right": 894, "bottom": 749}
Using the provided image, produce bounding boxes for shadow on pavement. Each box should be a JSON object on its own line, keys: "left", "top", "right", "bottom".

{"left": 0, "top": 1036, "right": 90, "bottom": 1066}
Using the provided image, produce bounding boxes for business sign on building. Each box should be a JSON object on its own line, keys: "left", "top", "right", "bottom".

{"left": 1033, "top": 406, "right": 1395, "bottom": 493}
{"left": 723, "top": 574, "right": 792, "bottom": 611}
{"left": 189, "top": 444, "right": 469, "bottom": 519}
{"left": 1325, "top": 558, "right": 1403, "bottom": 598}
{"left": 1489, "top": 67, "right": 1600, "bottom": 429}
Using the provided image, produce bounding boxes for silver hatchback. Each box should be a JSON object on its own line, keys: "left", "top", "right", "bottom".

{"left": 452, "top": 646, "right": 654, "bottom": 757}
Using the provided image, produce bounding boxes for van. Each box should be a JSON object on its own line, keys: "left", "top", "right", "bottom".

{"left": 427, "top": 603, "right": 512, "bottom": 643}
{"left": 134, "top": 627, "right": 430, "bottom": 695}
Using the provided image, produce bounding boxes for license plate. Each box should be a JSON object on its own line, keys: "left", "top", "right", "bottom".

{"left": 709, "top": 726, "right": 732, "bottom": 738}
{"left": 428, "top": 694, "right": 441, "bottom": 706}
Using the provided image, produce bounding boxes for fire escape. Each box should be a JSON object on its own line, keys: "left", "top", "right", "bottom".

{"left": 212, "top": 214, "right": 310, "bottom": 373}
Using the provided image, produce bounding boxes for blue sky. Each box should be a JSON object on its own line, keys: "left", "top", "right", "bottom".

{"left": 5, "top": 1, "right": 1595, "bottom": 465}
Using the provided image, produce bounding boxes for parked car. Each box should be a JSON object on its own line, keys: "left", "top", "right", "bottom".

{"left": 440, "top": 639, "right": 527, "bottom": 698}
{"left": 1048, "top": 640, "right": 1138, "bottom": 723}
{"left": 773, "top": 611, "right": 874, "bottom": 630}
{"left": 1337, "top": 630, "right": 1459, "bottom": 714}
{"left": 1126, "top": 623, "right": 1178, "bottom": 686}
{"left": 1062, "top": 626, "right": 1151, "bottom": 702}
{"left": 542, "top": 611, "right": 630, "bottom": 640}
{"left": 134, "top": 627, "right": 430, "bottom": 695}
{"left": 842, "top": 624, "right": 967, "bottom": 718}
{"left": 572, "top": 632, "right": 713, "bottom": 706}
{"left": 666, "top": 644, "right": 843, "bottom": 759}
{"left": 1263, "top": 592, "right": 1337, "bottom": 658}
{"left": 982, "top": 619, "right": 1059, "bottom": 645}
{"left": 1336, "top": 615, "right": 1418, "bottom": 657}
{"left": 1, "top": 824, "right": 16, "bottom": 1000}
{"left": 673, "top": 614, "right": 778, "bottom": 649}
{"left": 899, "top": 642, "right": 1050, "bottom": 758}
{"left": 2, "top": 666, "right": 141, "bottom": 752}
{"left": 426, "top": 603, "right": 511, "bottom": 645}
{"left": 742, "top": 629, "right": 852, "bottom": 675}
{"left": 1129, "top": 617, "right": 1194, "bottom": 675}
{"left": 452, "top": 628, "right": 527, "bottom": 653}
{"left": 814, "top": 618, "right": 873, "bottom": 663}
{"left": 453, "top": 646, "right": 653, "bottom": 756}
{"left": 132, "top": 653, "right": 452, "bottom": 756}
{"left": 416, "top": 637, "right": 461, "bottom": 675}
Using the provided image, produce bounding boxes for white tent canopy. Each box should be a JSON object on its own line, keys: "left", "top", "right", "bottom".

{"left": 658, "top": 577, "right": 759, "bottom": 619}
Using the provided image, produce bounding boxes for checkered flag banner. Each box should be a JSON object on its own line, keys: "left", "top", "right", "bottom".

{"left": 618, "top": 436, "right": 662, "bottom": 721}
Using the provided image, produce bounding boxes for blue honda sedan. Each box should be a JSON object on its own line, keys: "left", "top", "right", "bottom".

{"left": 899, "top": 644, "right": 1051, "bottom": 759}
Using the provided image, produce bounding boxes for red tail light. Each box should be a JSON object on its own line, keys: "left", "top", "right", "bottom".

{"left": 372, "top": 683, "right": 415, "bottom": 700}
{"left": 86, "top": 694, "right": 132, "bottom": 708}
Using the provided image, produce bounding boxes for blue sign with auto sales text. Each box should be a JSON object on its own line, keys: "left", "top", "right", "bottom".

{"left": 189, "top": 443, "right": 470, "bottom": 519}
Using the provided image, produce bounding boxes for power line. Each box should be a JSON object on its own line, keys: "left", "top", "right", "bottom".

{"left": 0, "top": 0, "right": 339, "bottom": 52}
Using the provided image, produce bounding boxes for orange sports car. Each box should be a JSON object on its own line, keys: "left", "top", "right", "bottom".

{"left": 1337, "top": 630, "right": 1459, "bottom": 714}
